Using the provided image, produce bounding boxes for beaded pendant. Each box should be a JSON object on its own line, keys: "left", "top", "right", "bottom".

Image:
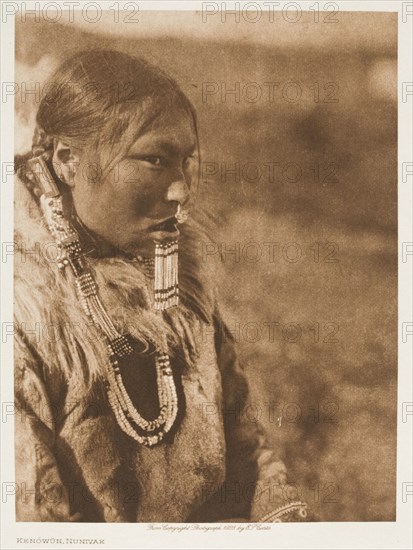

{"left": 28, "top": 156, "right": 181, "bottom": 447}
{"left": 154, "top": 241, "right": 179, "bottom": 310}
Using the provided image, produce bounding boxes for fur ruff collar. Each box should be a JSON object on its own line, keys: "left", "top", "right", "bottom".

{"left": 14, "top": 171, "right": 217, "bottom": 389}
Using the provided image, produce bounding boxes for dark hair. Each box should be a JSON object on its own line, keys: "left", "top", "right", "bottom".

{"left": 16, "top": 49, "right": 199, "bottom": 178}
{"left": 15, "top": 50, "right": 215, "bottom": 327}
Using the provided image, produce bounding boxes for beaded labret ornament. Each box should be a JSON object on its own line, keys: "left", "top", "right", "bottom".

{"left": 27, "top": 155, "right": 188, "bottom": 447}
{"left": 154, "top": 203, "right": 188, "bottom": 310}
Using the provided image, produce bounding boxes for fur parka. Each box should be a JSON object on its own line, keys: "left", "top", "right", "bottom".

{"left": 13, "top": 170, "right": 293, "bottom": 523}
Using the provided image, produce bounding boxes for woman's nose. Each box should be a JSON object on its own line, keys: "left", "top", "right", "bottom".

{"left": 166, "top": 179, "right": 190, "bottom": 207}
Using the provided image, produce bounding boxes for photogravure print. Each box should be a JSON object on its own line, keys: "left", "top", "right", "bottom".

{"left": 1, "top": 1, "right": 412, "bottom": 549}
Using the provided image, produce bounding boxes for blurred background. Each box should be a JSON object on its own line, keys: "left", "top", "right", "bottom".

{"left": 15, "top": 9, "right": 397, "bottom": 521}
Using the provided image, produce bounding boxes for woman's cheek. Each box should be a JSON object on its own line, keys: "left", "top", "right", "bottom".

{"left": 132, "top": 188, "right": 162, "bottom": 217}
{"left": 116, "top": 161, "right": 144, "bottom": 188}
{"left": 137, "top": 174, "right": 172, "bottom": 213}
{"left": 114, "top": 162, "right": 169, "bottom": 214}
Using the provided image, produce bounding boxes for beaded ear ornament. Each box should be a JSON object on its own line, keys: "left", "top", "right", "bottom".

{"left": 27, "top": 156, "right": 188, "bottom": 447}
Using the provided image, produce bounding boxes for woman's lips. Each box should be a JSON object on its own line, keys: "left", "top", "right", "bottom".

{"left": 148, "top": 217, "right": 178, "bottom": 232}
{"left": 147, "top": 217, "right": 179, "bottom": 238}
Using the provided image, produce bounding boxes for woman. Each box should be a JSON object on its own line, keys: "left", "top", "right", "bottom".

{"left": 14, "top": 49, "right": 308, "bottom": 522}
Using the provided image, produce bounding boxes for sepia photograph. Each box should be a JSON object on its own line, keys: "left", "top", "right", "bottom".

{"left": 1, "top": 1, "right": 412, "bottom": 548}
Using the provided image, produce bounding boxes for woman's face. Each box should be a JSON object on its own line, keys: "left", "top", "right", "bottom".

{"left": 69, "top": 108, "right": 197, "bottom": 257}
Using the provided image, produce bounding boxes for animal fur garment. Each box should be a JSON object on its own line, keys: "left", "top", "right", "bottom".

{"left": 13, "top": 171, "right": 302, "bottom": 523}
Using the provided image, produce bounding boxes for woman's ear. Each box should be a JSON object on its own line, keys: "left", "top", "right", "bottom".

{"left": 52, "top": 138, "right": 80, "bottom": 187}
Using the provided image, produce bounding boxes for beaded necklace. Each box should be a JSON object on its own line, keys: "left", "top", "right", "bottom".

{"left": 28, "top": 156, "right": 185, "bottom": 447}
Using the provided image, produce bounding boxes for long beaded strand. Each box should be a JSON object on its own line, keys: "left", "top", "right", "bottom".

{"left": 29, "top": 156, "right": 180, "bottom": 447}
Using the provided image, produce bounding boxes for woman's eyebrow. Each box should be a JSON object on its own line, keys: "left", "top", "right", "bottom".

{"left": 130, "top": 139, "right": 197, "bottom": 157}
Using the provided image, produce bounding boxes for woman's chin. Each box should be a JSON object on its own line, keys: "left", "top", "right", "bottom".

{"left": 127, "top": 232, "right": 180, "bottom": 258}
{"left": 123, "top": 243, "right": 154, "bottom": 258}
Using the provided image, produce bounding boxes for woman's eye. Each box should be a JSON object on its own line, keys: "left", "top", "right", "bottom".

{"left": 143, "top": 156, "right": 164, "bottom": 166}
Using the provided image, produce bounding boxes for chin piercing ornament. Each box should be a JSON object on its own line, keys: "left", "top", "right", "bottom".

{"left": 175, "top": 203, "right": 189, "bottom": 224}
{"left": 153, "top": 204, "right": 188, "bottom": 311}
{"left": 154, "top": 240, "right": 179, "bottom": 310}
